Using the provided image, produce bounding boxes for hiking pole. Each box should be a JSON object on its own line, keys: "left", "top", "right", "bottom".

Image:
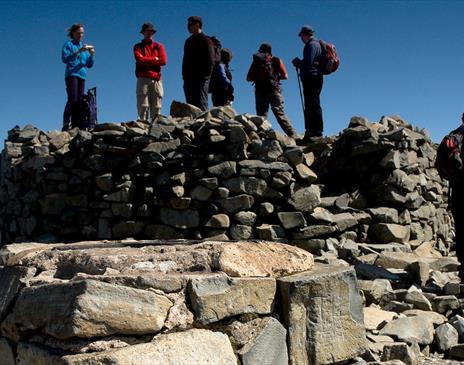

{"left": 296, "top": 67, "right": 305, "bottom": 114}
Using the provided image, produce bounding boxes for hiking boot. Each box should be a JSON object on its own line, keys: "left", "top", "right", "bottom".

{"left": 297, "top": 135, "right": 322, "bottom": 145}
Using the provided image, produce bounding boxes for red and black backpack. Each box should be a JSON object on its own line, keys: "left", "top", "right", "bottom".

{"left": 435, "top": 128, "right": 464, "bottom": 182}
{"left": 318, "top": 40, "right": 340, "bottom": 75}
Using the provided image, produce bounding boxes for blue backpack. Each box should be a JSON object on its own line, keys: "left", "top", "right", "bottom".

{"left": 72, "top": 87, "right": 98, "bottom": 130}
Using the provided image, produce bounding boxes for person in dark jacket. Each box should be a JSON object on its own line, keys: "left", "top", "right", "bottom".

{"left": 182, "top": 16, "right": 215, "bottom": 111}
{"left": 61, "top": 23, "right": 95, "bottom": 131}
{"left": 133, "top": 22, "right": 167, "bottom": 122}
{"left": 247, "top": 43, "right": 297, "bottom": 139}
{"left": 292, "top": 25, "right": 323, "bottom": 143}
{"left": 448, "top": 113, "right": 464, "bottom": 281}
{"left": 210, "top": 48, "right": 234, "bottom": 107}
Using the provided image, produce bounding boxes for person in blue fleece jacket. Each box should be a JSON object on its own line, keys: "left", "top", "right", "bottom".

{"left": 61, "top": 23, "right": 95, "bottom": 131}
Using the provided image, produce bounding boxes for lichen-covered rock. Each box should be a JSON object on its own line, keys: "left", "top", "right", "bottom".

{"left": 2, "top": 280, "right": 172, "bottom": 339}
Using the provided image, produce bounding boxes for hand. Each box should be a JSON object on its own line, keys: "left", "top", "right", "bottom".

{"left": 292, "top": 57, "right": 300, "bottom": 67}
{"left": 86, "top": 45, "right": 95, "bottom": 55}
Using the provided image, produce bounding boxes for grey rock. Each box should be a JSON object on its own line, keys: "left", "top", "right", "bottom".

{"left": 208, "top": 161, "right": 237, "bottom": 179}
{"left": 435, "top": 323, "right": 459, "bottom": 352}
{"left": 160, "top": 207, "right": 199, "bottom": 229}
{"left": 188, "top": 276, "right": 276, "bottom": 324}
{"left": 279, "top": 264, "right": 366, "bottom": 365}
{"left": 379, "top": 316, "right": 434, "bottom": 345}
{"left": 277, "top": 212, "right": 307, "bottom": 229}
{"left": 230, "top": 224, "right": 253, "bottom": 240}
{"left": 62, "top": 329, "right": 238, "bottom": 364}
{"left": 218, "top": 194, "right": 254, "bottom": 213}
{"left": 112, "top": 221, "right": 144, "bottom": 238}
{"left": 449, "top": 344, "right": 464, "bottom": 361}
{"left": 369, "top": 223, "right": 410, "bottom": 244}
{"left": 257, "top": 202, "right": 274, "bottom": 216}
{"left": 3, "top": 280, "right": 172, "bottom": 339}
{"left": 190, "top": 185, "right": 213, "bottom": 201}
{"left": 380, "top": 342, "right": 420, "bottom": 365}
{"left": 205, "top": 214, "right": 230, "bottom": 228}
{"left": 288, "top": 185, "right": 321, "bottom": 212}
{"left": 238, "top": 317, "right": 288, "bottom": 365}
{"left": 0, "top": 337, "right": 15, "bottom": 365}
{"left": 432, "top": 295, "right": 460, "bottom": 314}
{"left": 404, "top": 288, "right": 432, "bottom": 311}
{"left": 234, "top": 211, "right": 257, "bottom": 226}
{"left": 368, "top": 207, "right": 399, "bottom": 223}
{"left": 170, "top": 100, "right": 203, "bottom": 118}
{"left": 256, "top": 224, "right": 285, "bottom": 240}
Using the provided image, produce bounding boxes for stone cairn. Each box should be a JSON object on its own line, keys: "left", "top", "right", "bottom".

{"left": 0, "top": 101, "right": 463, "bottom": 364}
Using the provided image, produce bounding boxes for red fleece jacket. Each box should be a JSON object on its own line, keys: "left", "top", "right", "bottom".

{"left": 134, "top": 39, "right": 167, "bottom": 80}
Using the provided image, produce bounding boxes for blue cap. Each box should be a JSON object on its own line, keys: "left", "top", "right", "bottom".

{"left": 298, "top": 25, "right": 314, "bottom": 36}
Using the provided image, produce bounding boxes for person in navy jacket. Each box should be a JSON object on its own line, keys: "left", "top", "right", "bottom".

{"left": 61, "top": 23, "right": 94, "bottom": 131}
{"left": 292, "top": 25, "right": 324, "bottom": 143}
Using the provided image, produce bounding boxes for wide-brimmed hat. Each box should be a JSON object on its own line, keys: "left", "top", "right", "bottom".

{"left": 298, "top": 25, "right": 314, "bottom": 36}
{"left": 140, "top": 23, "right": 156, "bottom": 34}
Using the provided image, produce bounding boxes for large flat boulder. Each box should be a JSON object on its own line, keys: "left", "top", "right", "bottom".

{"left": 278, "top": 264, "right": 366, "bottom": 365}
{"left": 2, "top": 279, "right": 172, "bottom": 340}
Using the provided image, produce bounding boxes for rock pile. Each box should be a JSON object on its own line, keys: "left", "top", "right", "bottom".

{"left": 0, "top": 239, "right": 366, "bottom": 364}
{"left": 1, "top": 102, "right": 463, "bottom": 364}
{"left": 0, "top": 105, "right": 453, "bottom": 251}
{"left": 0, "top": 102, "right": 320, "bottom": 243}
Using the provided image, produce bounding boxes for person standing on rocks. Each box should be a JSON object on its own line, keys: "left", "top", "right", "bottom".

{"left": 133, "top": 22, "right": 167, "bottom": 122}
{"left": 61, "top": 23, "right": 95, "bottom": 131}
{"left": 292, "top": 25, "right": 324, "bottom": 143}
{"left": 210, "top": 48, "right": 234, "bottom": 107}
{"left": 246, "top": 43, "right": 298, "bottom": 139}
{"left": 182, "top": 16, "right": 215, "bottom": 111}
{"left": 438, "top": 113, "right": 464, "bottom": 281}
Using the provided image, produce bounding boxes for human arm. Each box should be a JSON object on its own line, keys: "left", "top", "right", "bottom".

{"left": 278, "top": 58, "right": 288, "bottom": 80}
{"left": 133, "top": 43, "right": 166, "bottom": 66}
{"left": 246, "top": 63, "right": 255, "bottom": 82}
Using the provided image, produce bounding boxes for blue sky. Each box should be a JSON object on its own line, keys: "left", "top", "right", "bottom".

{"left": 1, "top": 0, "right": 464, "bottom": 142}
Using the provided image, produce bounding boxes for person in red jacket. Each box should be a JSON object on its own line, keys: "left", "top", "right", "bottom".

{"left": 133, "top": 23, "right": 167, "bottom": 122}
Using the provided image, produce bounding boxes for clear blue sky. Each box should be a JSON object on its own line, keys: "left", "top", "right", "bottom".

{"left": 1, "top": 0, "right": 464, "bottom": 142}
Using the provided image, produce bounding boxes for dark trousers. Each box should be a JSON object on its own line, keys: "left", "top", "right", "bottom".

{"left": 212, "top": 90, "right": 228, "bottom": 107}
{"left": 183, "top": 78, "right": 210, "bottom": 111}
{"left": 451, "top": 188, "right": 464, "bottom": 278}
{"left": 302, "top": 75, "right": 324, "bottom": 137}
{"left": 63, "top": 76, "right": 85, "bottom": 131}
{"left": 255, "top": 88, "right": 297, "bottom": 138}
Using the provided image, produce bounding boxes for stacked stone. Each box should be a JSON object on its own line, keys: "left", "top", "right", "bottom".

{"left": 0, "top": 239, "right": 366, "bottom": 364}
{"left": 0, "top": 107, "right": 452, "bottom": 251}
{"left": 0, "top": 102, "right": 321, "bottom": 244}
{"left": 296, "top": 115, "right": 452, "bottom": 260}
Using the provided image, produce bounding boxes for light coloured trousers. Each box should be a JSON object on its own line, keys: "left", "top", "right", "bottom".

{"left": 136, "top": 77, "right": 164, "bottom": 121}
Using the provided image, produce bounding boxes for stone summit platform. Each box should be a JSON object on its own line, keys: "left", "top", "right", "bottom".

{"left": 0, "top": 239, "right": 366, "bottom": 364}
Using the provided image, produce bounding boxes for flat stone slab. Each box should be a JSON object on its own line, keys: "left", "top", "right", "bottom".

{"left": 188, "top": 276, "right": 276, "bottom": 324}
{"left": 2, "top": 279, "right": 172, "bottom": 340}
{"left": 6, "top": 240, "right": 314, "bottom": 279}
{"left": 379, "top": 315, "right": 435, "bottom": 345}
{"left": 61, "top": 329, "right": 238, "bottom": 364}
{"left": 278, "top": 264, "right": 366, "bottom": 365}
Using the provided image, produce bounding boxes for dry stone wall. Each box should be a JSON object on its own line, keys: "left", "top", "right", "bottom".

{"left": 0, "top": 240, "right": 366, "bottom": 365}
{"left": 1, "top": 103, "right": 462, "bottom": 364}
{"left": 0, "top": 104, "right": 452, "bottom": 253}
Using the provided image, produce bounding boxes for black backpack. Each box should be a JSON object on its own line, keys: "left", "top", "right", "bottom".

{"left": 71, "top": 87, "right": 98, "bottom": 130}
{"left": 250, "top": 53, "right": 280, "bottom": 90}
{"left": 435, "top": 127, "right": 464, "bottom": 182}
